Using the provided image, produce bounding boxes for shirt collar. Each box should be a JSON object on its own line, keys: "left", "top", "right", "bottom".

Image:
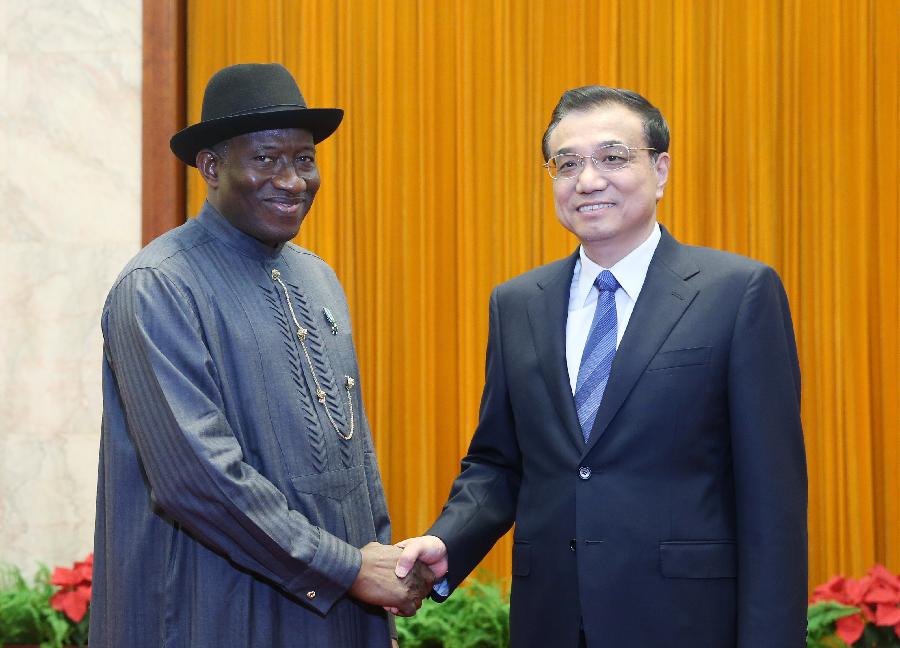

{"left": 195, "top": 201, "right": 287, "bottom": 261}
{"left": 573, "top": 222, "right": 662, "bottom": 307}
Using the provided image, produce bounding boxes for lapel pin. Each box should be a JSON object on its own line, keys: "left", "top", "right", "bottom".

{"left": 322, "top": 307, "right": 339, "bottom": 335}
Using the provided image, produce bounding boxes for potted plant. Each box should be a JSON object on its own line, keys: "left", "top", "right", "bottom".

{"left": 807, "top": 564, "right": 900, "bottom": 647}
{"left": 395, "top": 575, "right": 509, "bottom": 647}
{"left": 0, "top": 554, "right": 91, "bottom": 648}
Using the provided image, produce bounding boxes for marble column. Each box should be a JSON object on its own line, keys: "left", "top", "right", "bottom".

{"left": 0, "top": 0, "right": 141, "bottom": 574}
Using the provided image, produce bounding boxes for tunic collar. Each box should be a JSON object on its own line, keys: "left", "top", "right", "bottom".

{"left": 195, "top": 201, "right": 286, "bottom": 261}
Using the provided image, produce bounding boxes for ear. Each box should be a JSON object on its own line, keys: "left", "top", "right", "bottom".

{"left": 654, "top": 152, "right": 671, "bottom": 201}
{"left": 196, "top": 150, "right": 221, "bottom": 188}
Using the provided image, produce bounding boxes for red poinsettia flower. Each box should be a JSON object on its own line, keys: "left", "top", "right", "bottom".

{"left": 812, "top": 575, "right": 852, "bottom": 605}
{"left": 811, "top": 564, "right": 900, "bottom": 642}
{"left": 844, "top": 576, "right": 872, "bottom": 606}
{"left": 867, "top": 585, "right": 899, "bottom": 605}
{"left": 49, "top": 553, "right": 93, "bottom": 623}
{"left": 870, "top": 565, "right": 900, "bottom": 592}
{"left": 50, "top": 586, "right": 91, "bottom": 623}
{"left": 835, "top": 613, "right": 866, "bottom": 645}
{"left": 875, "top": 603, "right": 900, "bottom": 626}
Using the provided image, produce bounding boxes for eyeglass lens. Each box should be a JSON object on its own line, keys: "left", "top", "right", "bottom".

{"left": 549, "top": 144, "right": 631, "bottom": 179}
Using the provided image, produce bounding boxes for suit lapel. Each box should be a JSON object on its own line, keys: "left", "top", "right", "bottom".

{"left": 581, "top": 228, "right": 700, "bottom": 457}
{"left": 526, "top": 251, "right": 584, "bottom": 452}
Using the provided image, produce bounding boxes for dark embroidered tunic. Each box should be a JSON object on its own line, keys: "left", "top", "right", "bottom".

{"left": 91, "top": 203, "right": 392, "bottom": 647}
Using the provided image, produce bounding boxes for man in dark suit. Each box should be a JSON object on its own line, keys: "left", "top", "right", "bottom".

{"left": 394, "top": 87, "right": 807, "bottom": 647}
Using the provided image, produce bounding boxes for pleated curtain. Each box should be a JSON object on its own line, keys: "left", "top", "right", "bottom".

{"left": 185, "top": 0, "right": 900, "bottom": 589}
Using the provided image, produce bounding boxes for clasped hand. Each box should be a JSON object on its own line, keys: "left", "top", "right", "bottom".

{"left": 383, "top": 535, "right": 449, "bottom": 617}
{"left": 349, "top": 542, "right": 435, "bottom": 616}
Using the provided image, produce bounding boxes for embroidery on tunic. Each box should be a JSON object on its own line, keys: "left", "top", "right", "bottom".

{"left": 262, "top": 283, "right": 328, "bottom": 472}
{"left": 287, "top": 283, "right": 357, "bottom": 467}
{"left": 287, "top": 285, "right": 348, "bottom": 423}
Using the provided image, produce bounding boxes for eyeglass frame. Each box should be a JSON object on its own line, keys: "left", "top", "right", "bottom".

{"left": 543, "top": 144, "right": 658, "bottom": 180}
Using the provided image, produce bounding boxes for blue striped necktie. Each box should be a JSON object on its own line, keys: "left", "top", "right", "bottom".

{"left": 574, "top": 270, "right": 620, "bottom": 442}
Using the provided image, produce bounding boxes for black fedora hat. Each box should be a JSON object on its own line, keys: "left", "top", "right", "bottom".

{"left": 170, "top": 63, "right": 343, "bottom": 166}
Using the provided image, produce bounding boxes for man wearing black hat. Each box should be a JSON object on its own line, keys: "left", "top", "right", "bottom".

{"left": 90, "top": 63, "right": 429, "bottom": 647}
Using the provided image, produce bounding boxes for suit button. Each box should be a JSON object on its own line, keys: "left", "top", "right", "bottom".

{"left": 306, "top": 590, "right": 316, "bottom": 600}
{"left": 569, "top": 539, "right": 577, "bottom": 552}
{"left": 579, "top": 466, "right": 591, "bottom": 480}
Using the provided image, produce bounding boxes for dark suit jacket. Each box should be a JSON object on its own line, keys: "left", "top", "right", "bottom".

{"left": 428, "top": 227, "right": 807, "bottom": 647}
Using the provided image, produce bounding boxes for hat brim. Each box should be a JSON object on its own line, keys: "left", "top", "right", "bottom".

{"left": 169, "top": 107, "right": 344, "bottom": 167}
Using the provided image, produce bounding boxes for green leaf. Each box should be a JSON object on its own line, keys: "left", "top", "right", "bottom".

{"left": 0, "top": 563, "right": 81, "bottom": 646}
{"left": 397, "top": 573, "right": 509, "bottom": 648}
{"left": 807, "top": 601, "right": 860, "bottom": 640}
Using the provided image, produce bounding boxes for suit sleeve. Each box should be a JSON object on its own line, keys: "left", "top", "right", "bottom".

{"left": 728, "top": 265, "right": 808, "bottom": 647}
{"left": 427, "top": 288, "right": 523, "bottom": 594}
{"left": 103, "top": 268, "right": 361, "bottom": 614}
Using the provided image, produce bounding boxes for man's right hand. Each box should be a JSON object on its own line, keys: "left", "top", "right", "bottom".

{"left": 349, "top": 542, "right": 435, "bottom": 616}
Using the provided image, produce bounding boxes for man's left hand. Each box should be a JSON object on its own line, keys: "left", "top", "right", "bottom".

{"left": 395, "top": 535, "right": 448, "bottom": 580}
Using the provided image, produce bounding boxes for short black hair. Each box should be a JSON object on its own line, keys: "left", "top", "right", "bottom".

{"left": 541, "top": 86, "right": 669, "bottom": 161}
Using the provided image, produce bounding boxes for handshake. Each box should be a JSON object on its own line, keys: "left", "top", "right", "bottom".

{"left": 349, "top": 535, "right": 448, "bottom": 617}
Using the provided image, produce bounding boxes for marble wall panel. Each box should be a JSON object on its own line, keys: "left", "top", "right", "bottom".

{"left": 5, "top": 0, "right": 138, "bottom": 54}
{"left": 0, "top": 434, "right": 101, "bottom": 572}
{"left": 4, "top": 49, "right": 141, "bottom": 244}
{"left": 0, "top": 0, "right": 141, "bottom": 573}
{"left": 0, "top": 51, "right": 7, "bottom": 223}
{"left": 0, "top": 243, "right": 134, "bottom": 439}
{"left": 0, "top": 2, "right": 7, "bottom": 47}
{"left": 0, "top": 2, "right": 8, "bottom": 232}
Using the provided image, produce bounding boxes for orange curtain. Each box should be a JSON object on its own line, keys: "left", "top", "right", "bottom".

{"left": 185, "top": 0, "right": 900, "bottom": 589}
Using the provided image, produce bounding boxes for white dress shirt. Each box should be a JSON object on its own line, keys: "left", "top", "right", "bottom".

{"left": 565, "top": 223, "right": 662, "bottom": 394}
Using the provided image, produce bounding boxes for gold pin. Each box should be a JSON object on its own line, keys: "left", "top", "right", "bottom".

{"left": 296, "top": 326, "right": 308, "bottom": 342}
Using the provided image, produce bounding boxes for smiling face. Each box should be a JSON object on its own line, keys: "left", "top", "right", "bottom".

{"left": 546, "top": 103, "right": 670, "bottom": 266}
{"left": 198, "top": 128, "right": 320, "bottom": 247}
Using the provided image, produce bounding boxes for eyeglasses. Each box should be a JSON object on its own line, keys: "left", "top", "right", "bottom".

{"left": 543, "top": 144, "right": 657, "bottom": 180}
